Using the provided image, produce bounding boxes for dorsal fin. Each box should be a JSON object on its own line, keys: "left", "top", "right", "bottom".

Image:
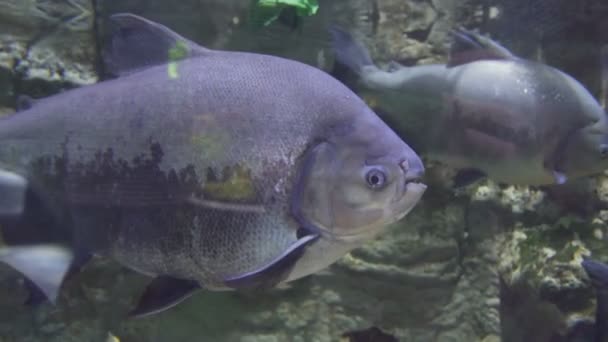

{"left": 103, "top": 13, "right": 212, "bottom": 77}
{"left": 447, "top": 27, "right": 515, "bottom": 67}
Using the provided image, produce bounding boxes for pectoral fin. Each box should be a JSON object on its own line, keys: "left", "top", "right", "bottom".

{"left": 0, "top": 245, "right": 73, "bottom": 304}
{"left": 224, "top": 230, "right": 320, "bottom": 290}
{"left": 129, "top": 276, "right": 201, "bottom": 318}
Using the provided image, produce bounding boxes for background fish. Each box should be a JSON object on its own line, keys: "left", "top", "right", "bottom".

{"left": 329, "top": 26, "right": 608, "bottom": 187}
{"left": 577, "top": 259, "right": 608, "bottom": 342}
{"left": 0, "top": 13, "right": 425, "bottom": 318}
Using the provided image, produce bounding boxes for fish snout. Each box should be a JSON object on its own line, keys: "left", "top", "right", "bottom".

{"left": 400, "top": 157, "right": 425, "bottom": 184}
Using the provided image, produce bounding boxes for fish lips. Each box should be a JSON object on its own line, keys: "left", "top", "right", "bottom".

{"left": 395, "top": 155, "right": 427, "bottom": 218}
{"left": 395, "top": 178, "right": 427, "bottom": 223}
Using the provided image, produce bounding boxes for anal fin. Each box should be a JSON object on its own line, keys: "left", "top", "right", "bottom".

{"left": 129, "top": 276, "right": 201, "bottom": 318}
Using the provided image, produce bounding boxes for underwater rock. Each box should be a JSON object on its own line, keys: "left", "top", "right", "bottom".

{"left": 0, "top": 0, "right": 97, "bottom": 106}
{"left": 343, "top": 0, "right": 452, "bottom": 66}
{"left": 467, "top": 180, "right": 545, "bottom": 214}
{"left": 594, "top": 173, "right": 608, "bottom": 203}
{"left": 496, "top": 222, "right": 604, "bottom": 341}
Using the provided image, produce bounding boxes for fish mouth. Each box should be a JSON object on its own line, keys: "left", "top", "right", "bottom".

{"left": 398, "top": 158, "right": 426, "bottom": 195}
{"left": 392, "top": 158, "right": 426, "bottom": 221}
{"left": 400, "top": 159, "right": 425, "bottom": 184}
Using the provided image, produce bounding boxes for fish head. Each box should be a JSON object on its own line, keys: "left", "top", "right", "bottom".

{"left": 558, "top": 120, "right": 608, "bottom": 180}
{"left": 294, "top": 106, "right": 426, "bottom": 242}
{"left": 554, "top": 82, "right": 608, "bottom": 181}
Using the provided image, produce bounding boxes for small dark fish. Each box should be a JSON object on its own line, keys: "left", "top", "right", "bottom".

{"left": 0, "top": 13, "right": 425, "bottom": 317}
{"left": 329, "top": 26, "right": 608, "bottom": 187}
{"left": 342, "top": 326, "right": 399, "bottom": 342}
{"left": 578, "top": 258, "right": 608, "bottom": 342}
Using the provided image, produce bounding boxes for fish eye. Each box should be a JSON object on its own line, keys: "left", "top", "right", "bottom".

{"left": 601, "top": 144, "right": 608, "bottom": 158}
{"left": 365, "top": 168, "right": 387, "bottom": 189}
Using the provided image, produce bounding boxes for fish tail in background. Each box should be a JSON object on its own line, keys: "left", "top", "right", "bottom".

{"left": 328, "top": 25, "right": 373, "bottom": 77}
{"left": 0, "top": 169, "right": 82, "bottom": 306}
{"left": 601, "top": 45, "right": 608, "bottom": 109}
{"left": 581, "top": 258, "right": 608, "bottom": 342}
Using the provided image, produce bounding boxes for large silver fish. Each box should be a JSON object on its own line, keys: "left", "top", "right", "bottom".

{"left": 0, "top": 14, "right": 426, "bottom": 317}
{"left": 330, "top": 26, "right": 608, "bottom": 187}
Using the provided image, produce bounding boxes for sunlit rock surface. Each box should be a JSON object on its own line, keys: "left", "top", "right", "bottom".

{"left": 0, "top": 0, "right": 97, "bottom": 107}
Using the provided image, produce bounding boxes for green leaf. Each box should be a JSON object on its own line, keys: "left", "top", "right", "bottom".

{"left": 256, "top": 0, "right": 319, "bottom": 15}
{"left": 249, "top": 0, "right": 319, "bottom": 28}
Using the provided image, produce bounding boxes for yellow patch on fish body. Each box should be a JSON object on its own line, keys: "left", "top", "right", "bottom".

{"left": 190, "top": 134, "right": 225, "bottom": 159}
{"left": 189, "top": 114, "right": 230, "bottom": 160}
{"left": 203, "top": 164, "right": 256, "bottom": 201}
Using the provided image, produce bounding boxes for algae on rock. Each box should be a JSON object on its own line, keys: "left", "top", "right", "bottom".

{"left": 0, "top": 0, "right": 97, "bottom": 107}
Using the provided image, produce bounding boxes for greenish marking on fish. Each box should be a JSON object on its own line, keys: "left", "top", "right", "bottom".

{"left": 203, "top": 165, "right": 256, "bottom": 201}
{"left": 167, "top": 40, "right": 188, "bottom": 79}
{"left": 190, "top": 131, "right": 228, "bottom": 160}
